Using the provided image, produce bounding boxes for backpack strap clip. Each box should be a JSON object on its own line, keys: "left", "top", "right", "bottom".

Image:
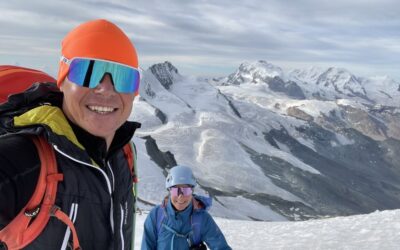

{"left": 0, "top": 241, "right": 8, "bottom": 250}
{"left": 24, "top": 207, "right": 40, "bottom": 217}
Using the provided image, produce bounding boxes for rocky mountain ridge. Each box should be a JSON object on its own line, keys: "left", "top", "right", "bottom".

{"left": 132, "top": 60, "right": 400, "bottom": 221}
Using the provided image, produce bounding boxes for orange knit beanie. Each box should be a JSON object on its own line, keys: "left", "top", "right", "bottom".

{"left": 57, "top": 19, "right": 138, "bottom": 87}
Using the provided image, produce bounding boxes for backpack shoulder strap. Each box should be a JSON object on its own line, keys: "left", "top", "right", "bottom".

{"left": 123, "top": 141, "right": 138, "bottom": 183}
{"left": 189, "top": 197, "right": 206, "bottom": 246}
{"left": 123, "top": 141, "right": 138, "bottom": 250}
{"left": 156, "top": 204, "right": 166, "bottom": 236}
{"left": 190, "top": 212, "right": 202, "bottom": 245}
{"left": 0, "top": 136, "right": 80, "bottom": 250}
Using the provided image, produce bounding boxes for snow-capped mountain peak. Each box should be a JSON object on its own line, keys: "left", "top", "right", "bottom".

{"left": 288, "top": 66, "right": 325, "bottom": 84}
{"left": 288, "top": 66, "right": 368, "bottom": 101}
{"left": 225, "top": 60, "right": 284, "bottom": 85}
{"left": 149, "top": 61, "right": 181, "bottom": 90}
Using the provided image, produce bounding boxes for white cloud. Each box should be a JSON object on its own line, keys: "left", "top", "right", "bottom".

{"left": 1, "top": 0, "right": 400, "bottom": 80}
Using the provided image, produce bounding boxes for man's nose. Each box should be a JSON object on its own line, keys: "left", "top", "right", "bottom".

{"left": 94, "top": 73, "right": 116, "bottom": 94}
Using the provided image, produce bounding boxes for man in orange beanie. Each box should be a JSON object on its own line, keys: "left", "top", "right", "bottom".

{"left": 0, "top": 19, "right": 141, "bottom": 250}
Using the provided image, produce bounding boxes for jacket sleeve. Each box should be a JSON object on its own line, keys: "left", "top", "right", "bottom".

{"left": 0, "top": 135, "right": 40, "bottom": 229}
{"left": 201, "top": 212, "right": 232, "bottom": 250}
{"left": 141, "top": 206, "right": 159, "bottom": 250}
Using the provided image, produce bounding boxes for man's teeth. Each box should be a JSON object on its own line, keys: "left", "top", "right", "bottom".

{"left": 88, "top": 105, "right": 115, "bottom": 113}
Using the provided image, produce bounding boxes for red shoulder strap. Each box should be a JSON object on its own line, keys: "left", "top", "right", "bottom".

{"left": 0, "top": 136, "right": 80, "bottom": 250}
{"left": 123, "top": 142, "right": 138, "bottom": 183}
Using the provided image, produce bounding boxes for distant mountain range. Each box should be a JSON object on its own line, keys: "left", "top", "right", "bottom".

{"left": 131, "top": 60, "right": 400, "bottom": 221}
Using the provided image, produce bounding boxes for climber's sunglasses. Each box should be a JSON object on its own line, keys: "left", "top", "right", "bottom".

{"left": 169, "top": 187, "right": 193, "bottom": 197}
{"left": 61, "top": 56, "right": 140, "bottom": 94}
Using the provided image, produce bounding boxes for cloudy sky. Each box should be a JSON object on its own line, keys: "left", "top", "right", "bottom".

{"left": 1, "top": 0, "right": 400, "bottom": 81}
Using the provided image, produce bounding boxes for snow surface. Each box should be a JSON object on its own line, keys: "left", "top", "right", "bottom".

{"left": 134, "top": 209, "right": 400, "bottom": 249}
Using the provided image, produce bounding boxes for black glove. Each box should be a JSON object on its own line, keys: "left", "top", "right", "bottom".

{"left": 190, "top": 242, "right": 207, "bottom": 250}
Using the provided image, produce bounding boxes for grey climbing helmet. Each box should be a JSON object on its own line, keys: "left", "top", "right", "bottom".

{"left": 165, "top": 165, "right": 197, "bottom": 189}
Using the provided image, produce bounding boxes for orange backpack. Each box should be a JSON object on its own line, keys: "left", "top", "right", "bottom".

{"left": 0, "top": 66, "right": 138, "bottom": 250}
{"left": 0, "top": 65, "right": 56, "bottom": 103}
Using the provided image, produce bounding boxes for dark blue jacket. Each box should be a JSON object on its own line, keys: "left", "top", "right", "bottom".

{"left": 141, "top": 195, "right": 231, "bottom": 250}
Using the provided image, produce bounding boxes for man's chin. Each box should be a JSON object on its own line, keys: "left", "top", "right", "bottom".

{"left": 83, "top": 125, "right": 116, "bottom": 139}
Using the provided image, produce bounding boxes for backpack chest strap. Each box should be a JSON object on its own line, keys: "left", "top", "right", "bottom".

{"left": 162, "top": 223, "right": 193, "bottom": 250}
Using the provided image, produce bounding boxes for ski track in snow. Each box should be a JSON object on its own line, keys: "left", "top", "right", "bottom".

{"left": 134, "top": 209, "right": 400, "bottom": 250}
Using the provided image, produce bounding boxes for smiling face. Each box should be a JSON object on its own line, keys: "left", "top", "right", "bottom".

{"left": 60, "top": 74, "right": 134, "bottom": 148}
{"left": 170, "top": 185, "right": 193, "bottom": 211}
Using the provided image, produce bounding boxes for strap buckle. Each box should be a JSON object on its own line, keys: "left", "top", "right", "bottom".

{"left": 24, "top": 206, "right": 40, "bottom": 217}
{"left": 0, "top": 241, "right": 8, "bottom": 250}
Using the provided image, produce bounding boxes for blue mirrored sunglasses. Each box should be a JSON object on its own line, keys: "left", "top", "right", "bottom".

{"left": 62, "top": 56, "right": 140, "bottom": 94}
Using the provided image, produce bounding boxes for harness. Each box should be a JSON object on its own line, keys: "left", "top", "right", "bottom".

{"left": 155, "top": 199, "right": 202, "bottom": 250}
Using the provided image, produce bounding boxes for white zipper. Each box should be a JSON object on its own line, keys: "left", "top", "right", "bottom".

{"left": 119, "top": 204, "right": 125, "bottom": 250}
{"left": 110, "top": 202, "right": 114, "bottom": 233}
{"left": 53, "top": 144, "right": 122, "bottom": 247}
{"left": 60, "top": 203, "right": 78, "bottom": 250}
{"left": 107, "top": 161, "right": 116, "bottom": 233}
{"left": 107, "top": 161, "right": 116, "bottom": 191}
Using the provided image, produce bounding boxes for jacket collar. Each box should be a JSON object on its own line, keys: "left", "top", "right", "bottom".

{"left": 14, "top": 105, "right": 140, "bottom": 166}
{"left": 69, "top": 118, "right": 140, "bottom": 166}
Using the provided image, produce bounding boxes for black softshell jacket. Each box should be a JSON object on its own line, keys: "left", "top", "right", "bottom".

{"left": 0, "top": 83, "right": 140, "bottom": 249}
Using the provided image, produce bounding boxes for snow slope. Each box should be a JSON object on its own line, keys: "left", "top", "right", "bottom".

{"left": 134, "top": 209, "right": 400, "bottom": 250}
